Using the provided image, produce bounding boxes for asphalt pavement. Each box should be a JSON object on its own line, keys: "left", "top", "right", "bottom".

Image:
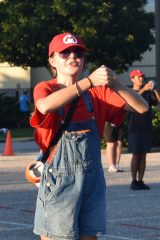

{"left": 0, "top": 140, "right": 160, "bottom": 240}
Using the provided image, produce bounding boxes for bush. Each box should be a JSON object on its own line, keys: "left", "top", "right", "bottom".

{"left": 0, "top": 92, "right": 20, "bottom": 128}
{"left": 102, "top": 106, "right": 160, "bottom": 149}
{"left": 152, "top": 107, "right": 160, "bottom": 147}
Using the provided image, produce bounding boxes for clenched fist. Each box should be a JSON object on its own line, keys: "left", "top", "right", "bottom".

{"left": 88, "top": 65, "right": 116, "bottom": 87}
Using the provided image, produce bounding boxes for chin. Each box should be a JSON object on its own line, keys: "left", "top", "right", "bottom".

{"left": 69, "top": 69, "right": 81, "bottom": 76}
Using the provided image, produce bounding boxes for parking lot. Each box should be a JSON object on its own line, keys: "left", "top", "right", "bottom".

{"left": 0, "top": 140, "right": 160, "bottom": 240}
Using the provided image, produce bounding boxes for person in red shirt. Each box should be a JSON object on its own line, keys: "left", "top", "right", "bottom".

{"left": 30, "top": 32, "right": 148, "bottom": 240}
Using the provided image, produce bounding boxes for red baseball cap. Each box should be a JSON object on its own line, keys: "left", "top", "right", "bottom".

{"left": 130, "top": 69, "right": 144, "bottom": 78}
{"left": 48, "top": 32, "right": 88, "bottom": 56}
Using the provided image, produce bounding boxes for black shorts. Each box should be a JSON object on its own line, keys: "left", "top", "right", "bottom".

{"left": 104, "top": 123, "right": 123, "bottom": 143}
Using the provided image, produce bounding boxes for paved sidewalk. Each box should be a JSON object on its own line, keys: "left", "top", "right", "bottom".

{"left": 0, "top": 141, "right": 160, "bottom": 240}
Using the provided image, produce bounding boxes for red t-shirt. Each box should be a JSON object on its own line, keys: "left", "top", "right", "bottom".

{"left": 30, "top": 78, "right": 126, "bottom": 151}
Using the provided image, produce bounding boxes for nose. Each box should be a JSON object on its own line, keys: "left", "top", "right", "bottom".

{"left": 68, "top": 51, "right": 76, "bottom": 58}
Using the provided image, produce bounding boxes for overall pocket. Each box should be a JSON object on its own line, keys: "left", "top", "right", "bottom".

{"left": 64, "top": 130, "right": 93, "bottom": 167}
{"left": 38, "top": 164, "right": 61, "bottom": 203}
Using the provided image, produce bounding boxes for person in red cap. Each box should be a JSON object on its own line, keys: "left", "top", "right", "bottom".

{"left": 127, "top": 69, "right": 160, "bottom": 190}
{"left": 30, "top": 33, "right": 148, "bottom": 240}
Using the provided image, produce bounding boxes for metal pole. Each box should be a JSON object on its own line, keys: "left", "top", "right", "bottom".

{"left": 155, "top": 0, "right": 160, "bottom": 88}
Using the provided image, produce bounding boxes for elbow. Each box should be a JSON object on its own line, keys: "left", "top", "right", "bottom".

{"left": 139, "top": 102, "right": 149, "bottom": 114}
{"left": 36, "top": 100, "right": 48, "bottom": 114}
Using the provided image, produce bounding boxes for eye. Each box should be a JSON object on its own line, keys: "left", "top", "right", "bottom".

{"left": 58, "top": 49, "right": 85, "bottom": 59}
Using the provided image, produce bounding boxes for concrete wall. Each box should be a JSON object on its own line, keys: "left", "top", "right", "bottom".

{"left": 30, "top": 67, "right": 51, "bottom": 88}
{"left": 0, "top": 63, "right": 30, "bottom": 90}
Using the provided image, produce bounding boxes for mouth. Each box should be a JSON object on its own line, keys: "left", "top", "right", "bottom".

{"left": 69, "top": 61, "right": 79, "bottom": 67}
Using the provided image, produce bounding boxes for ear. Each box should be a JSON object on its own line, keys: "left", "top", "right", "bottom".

{"left": 49, "top": 57, "right": 56, "bottom": 68}
{"left": 130, "top": 77, "right": 134, "bottom": 84}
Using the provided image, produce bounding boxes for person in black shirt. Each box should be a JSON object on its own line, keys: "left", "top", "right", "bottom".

{"left": 128, "top": 69, "right": 160, "bottom": 190}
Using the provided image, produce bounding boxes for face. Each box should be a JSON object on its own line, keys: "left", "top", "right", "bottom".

{"left": 49, "top": 47, "right": 85, "bottom": 77}
{"left": 131, "top": 75, "right": 144, "bottom": 88}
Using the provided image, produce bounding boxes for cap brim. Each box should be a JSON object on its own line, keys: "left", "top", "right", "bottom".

{"left": 136, "top": 74, "right": 144, "bottom": 77}
{"left": 56, "top": 44, "right": 88, "bottom": 52}
{"left": 130, "top": 74, "right": 144, "bottom": 78}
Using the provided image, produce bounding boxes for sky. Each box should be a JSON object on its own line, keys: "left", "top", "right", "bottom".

{"left": 146, "top": 0, "right": 155, "bottom": 12}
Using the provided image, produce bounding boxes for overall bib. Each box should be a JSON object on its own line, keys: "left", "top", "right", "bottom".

{"left": 34, "top": 92, "right": 107, "bottom": 239}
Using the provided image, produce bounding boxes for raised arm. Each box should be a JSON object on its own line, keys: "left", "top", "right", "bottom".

{"left": 88, "top": 66, "right": 149, "bottom": 113}
{"left": 36, "top": 65, "right": 148, "bottom": 114}
{"left": 109, "top": 79, "right": 149, "bottom": 113}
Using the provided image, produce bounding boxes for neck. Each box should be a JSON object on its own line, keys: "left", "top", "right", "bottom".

{"left": 133, "top": 86, "right": 140, "bottom": 91}
{"left": 57, "top": 74, "right": 78, "bottom": 87}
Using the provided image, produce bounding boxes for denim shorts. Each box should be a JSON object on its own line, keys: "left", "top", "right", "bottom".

{"left": 34, "top": 127, "right": 107, "bottom": 240}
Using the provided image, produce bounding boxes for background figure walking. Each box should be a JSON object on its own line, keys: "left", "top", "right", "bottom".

{"left": 127, "top": 69, "right": 160, "bottom": 190}
{"left": 18, "top": 90, "right": 30, "bottom": 128}
{"left": 104, "top": 122, "right": 124, "bottom": 172}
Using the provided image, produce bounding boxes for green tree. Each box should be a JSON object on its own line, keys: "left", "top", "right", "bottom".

{"left": 0, "top": 0, "right": 154, "bottom": 72}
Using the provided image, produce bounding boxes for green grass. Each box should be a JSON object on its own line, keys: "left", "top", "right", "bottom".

{"left": 0, "top": 128, "right": 34, "bottom": 140}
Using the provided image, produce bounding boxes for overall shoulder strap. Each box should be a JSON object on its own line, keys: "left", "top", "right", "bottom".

{"left": 41, "top": 97, "right": 79, "bottom": 164}
{"left": 82, "top": 91, "right": 94, "bottom": 113}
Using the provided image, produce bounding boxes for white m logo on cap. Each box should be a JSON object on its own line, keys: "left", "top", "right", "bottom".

{"left": 63, "top": 34, "right": 78, "bottom": 44}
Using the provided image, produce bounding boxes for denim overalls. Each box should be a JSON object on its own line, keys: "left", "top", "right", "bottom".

{"left": 34, "top": 92, "right": 107, "bottom": 240}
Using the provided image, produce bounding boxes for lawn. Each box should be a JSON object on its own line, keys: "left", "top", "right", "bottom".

{"left": 0, "top": 127, "right": 34, "bottom": 140}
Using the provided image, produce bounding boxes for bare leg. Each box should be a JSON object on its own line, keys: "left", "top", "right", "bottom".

{"left": 116, "top": 140, "right": 122, "bottom": 165}
{"left": 41, "top": 236, "right": 98, "bottom": 240}
{"left": 106, "top": 142, "right": 116, "bottom": 166}
{"left": 40, "top": 236, "right": 51, "bottom": 240}
{"left": 80, "top": 237, "right": 97, "bottom": 240}
{"left": 40, "top": 236, "right": 97, "bottom": 240}
{"left": 138, "top": 152, "right": 146, "bottom": 181}
{"left": 131, "top": 153, "right": 140, "bottom": 181}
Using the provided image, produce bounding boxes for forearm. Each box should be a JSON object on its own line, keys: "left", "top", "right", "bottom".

{"left": 111, "top": 79, "right": 149, "bottom": 113}
{"left": 138, "top": 87, "right": 146, "bottom": 95}
{"left": 36, "top": 78, "right": 91, "bottom": 114}
{"left": 154, "top": 89, "right": 160, "bottom": 102}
